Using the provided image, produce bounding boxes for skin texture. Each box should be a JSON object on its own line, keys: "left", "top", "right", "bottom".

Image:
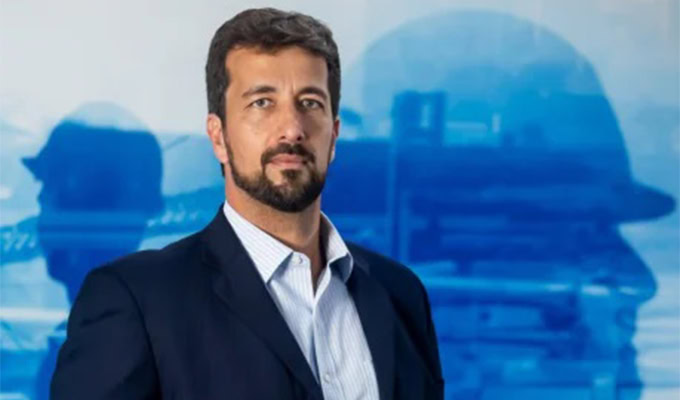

{"left": 206, "top": 46, "right": 340, "bottom": 289}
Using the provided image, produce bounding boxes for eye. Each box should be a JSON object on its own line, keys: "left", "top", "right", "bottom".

{"left": 300, "top": 98, "right": 323, "bottom": 110}
{"left": 251, "top": 98, "right": 273, "bottom": 108}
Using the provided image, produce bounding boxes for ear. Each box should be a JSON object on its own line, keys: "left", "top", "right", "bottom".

{"left": 206, "top": 113, "right": 228, "bottom": 164}
{"left": 330, "top": 118, "right": 340, "bottom": 163}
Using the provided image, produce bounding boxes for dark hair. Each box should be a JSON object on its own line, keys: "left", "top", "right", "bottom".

{"left": 205, "top": 8, "right": 341, "bottom": 122}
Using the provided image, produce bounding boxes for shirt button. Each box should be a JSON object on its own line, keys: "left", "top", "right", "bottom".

{"left": 323, "top": 373, "right": 332, "bottom": 383}
{"left": 294, "top": 254, "right": 303, "bottom": 264}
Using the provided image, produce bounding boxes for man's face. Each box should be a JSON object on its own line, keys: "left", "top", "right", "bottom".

{"left": 209, "top": 45, "right": 339, "bottom": 212}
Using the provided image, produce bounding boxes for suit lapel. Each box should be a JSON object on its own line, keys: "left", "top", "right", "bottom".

{"left": 201, "top": 208, "right": 323, "bottom": 400}
{"left": 346, "top": 252, "right": 396, "bottom": 400}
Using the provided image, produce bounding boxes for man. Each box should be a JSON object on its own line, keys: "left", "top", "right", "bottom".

{"left": 51, "top": 8, "right": 443, "bottom": 400}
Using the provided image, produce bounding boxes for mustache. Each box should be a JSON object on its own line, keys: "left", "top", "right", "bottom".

{"left": 261, "top": 143, "right": 315, "bottom": 165}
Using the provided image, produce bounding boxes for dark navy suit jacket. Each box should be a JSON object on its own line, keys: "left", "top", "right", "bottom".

{"left": 51, "top": 208, "right": 444, "bottom": 399}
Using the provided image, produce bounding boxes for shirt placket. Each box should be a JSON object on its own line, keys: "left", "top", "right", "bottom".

{"left": 312, "top": 265, "right": 347, "bottom": 400}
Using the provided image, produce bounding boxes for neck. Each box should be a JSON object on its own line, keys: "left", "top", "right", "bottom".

{"left": 225, "top": 184, "right": 323, "bottom": 270}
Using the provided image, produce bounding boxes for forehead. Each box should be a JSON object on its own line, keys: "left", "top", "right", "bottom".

{"left": 225, "top": 46, "right": 328, "bottom": 90}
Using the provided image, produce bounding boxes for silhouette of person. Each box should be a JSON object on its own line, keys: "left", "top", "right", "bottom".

{"left": 337, "top": 11, "right": 675, "bottom": 400}
{"left": 23, "top": 102, "right": 163, "bottom": 400}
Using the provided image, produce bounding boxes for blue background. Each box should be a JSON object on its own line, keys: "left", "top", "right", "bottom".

{"left": 1, "top": 2, "right": 678, "bottom": 400}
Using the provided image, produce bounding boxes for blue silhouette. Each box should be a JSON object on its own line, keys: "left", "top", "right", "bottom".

{"left": 22, "top": 103, "right": 163, "bottom": 400}
{"left": 325, "top": 10, "right": 676, "bottom": 400}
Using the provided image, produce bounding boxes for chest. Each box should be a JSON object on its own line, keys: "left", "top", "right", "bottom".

{"left": 267, "top": 267, "right": 380, "bottom": 399}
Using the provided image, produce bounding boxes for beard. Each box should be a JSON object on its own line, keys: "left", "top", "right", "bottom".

{"left": 225, "top": 141, "right": 328, "bottom": 213}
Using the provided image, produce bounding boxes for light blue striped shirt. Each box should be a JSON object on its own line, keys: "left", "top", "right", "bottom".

{"left": 223, "top": 201, "right": 380, "bottom": 400}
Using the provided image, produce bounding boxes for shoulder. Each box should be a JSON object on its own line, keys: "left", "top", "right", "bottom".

{"left": 86, "top": 230, "right": 208, "bottom": 300}
{"left": 108, "top": 230, "right": 202, "bottom": 272}
{"left": 346, "top": 242, "right": 440, "bottom": 365}
{"left": 346, "top": 241, "right": 428, "bottom": 305}
{"left": 346, "top": 242, "right": 443, "bottom": 381}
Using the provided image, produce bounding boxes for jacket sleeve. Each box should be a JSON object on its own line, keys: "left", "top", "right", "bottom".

{"left": 51, "top": 267, "right": 160, "bottom": 400}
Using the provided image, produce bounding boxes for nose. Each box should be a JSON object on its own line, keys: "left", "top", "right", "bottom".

{"left": 277, "top": 103, "right": 305, "bottom": 143}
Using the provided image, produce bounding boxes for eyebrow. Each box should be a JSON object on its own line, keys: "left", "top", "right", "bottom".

{"left": 240, "top": 85, "right": 329, "bottom": 101}
{"left": 298, "top": 86, "right": 328, "bottom": 101}
{"left": 241, "top": 85, "right": 276, "bottom": 98}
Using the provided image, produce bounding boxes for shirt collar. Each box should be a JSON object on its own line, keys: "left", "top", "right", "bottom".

{"left": 222, "top": 200, "right": 354, "bottom": 284}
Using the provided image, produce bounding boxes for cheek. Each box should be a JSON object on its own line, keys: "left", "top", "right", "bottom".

{"left": 312, "top": 126, "right": 336, "bottom": 164}
{"left": 226, "top": 125, "right": 266, "bottom": 166}
{"left": 302, "top": 115, "right": 328, "bottom": 134}
{"left": 236, "top": 143, "right": 266, "bottom": 171}
{"left": 301, "top": 114, "right": 333, "bottom": 137}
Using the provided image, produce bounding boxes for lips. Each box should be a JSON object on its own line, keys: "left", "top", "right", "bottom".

{"left": 269, "top": 154, "right": 307, "bottom": 167}
{"left": 271, "top": 154, "right": 305, "bottom": 162}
